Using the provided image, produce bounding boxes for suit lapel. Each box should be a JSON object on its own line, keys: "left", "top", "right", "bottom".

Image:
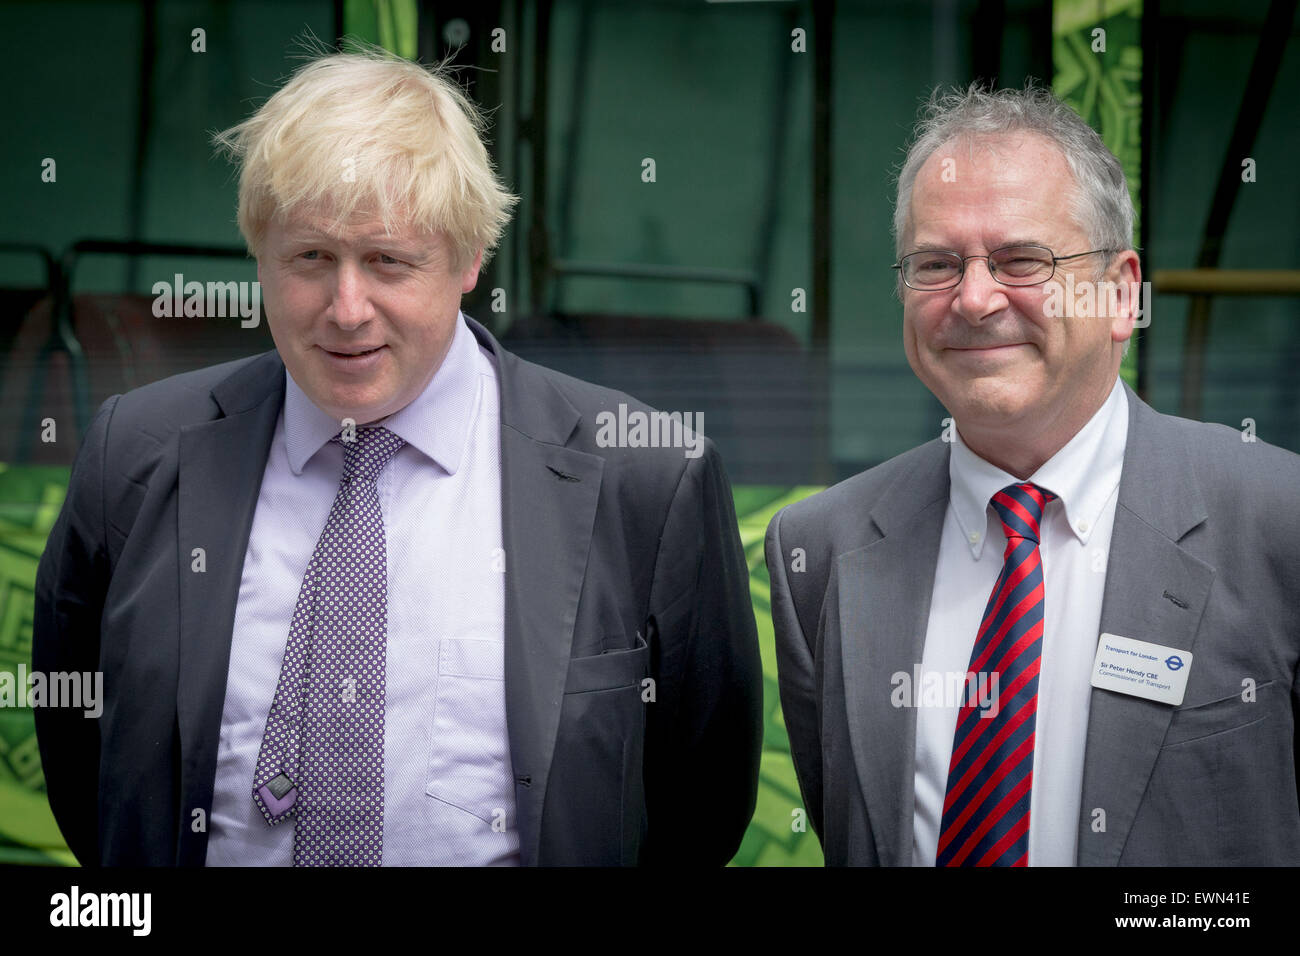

{"left": 837, "top": 440, "right": 949, "bottom": 865}
{"left": 175, "top": 351, "right": 285, "bottom": 865}
{"left": 1076, "top": 385, "right": 1214, "bottom": 865}
{"left": 464, "top": 318, "right": 604, "bottom": 866}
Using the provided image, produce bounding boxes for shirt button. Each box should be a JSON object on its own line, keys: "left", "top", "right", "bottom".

{"left": 1077, "top": 520, "right": 1090, "bottom": 533}
{"left": 968, "top": 531, "right": 980, "bottom": 544}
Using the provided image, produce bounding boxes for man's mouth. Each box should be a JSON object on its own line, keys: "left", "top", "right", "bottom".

{"left": 323, "top": 345, "right": 385, "bottom": 357}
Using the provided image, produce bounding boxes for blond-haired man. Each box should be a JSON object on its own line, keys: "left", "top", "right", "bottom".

{"left": 34, "top": 46, "right": 761, "bottom": 867}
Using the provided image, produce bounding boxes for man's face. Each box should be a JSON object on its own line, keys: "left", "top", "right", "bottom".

{"left": 258, "top": 209, "right": 481, "bottom": 425}
{"left": 900, "top": 132, "right": 1134, "bottom": 446}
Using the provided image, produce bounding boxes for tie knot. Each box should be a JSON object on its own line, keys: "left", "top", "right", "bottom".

{"left": 330, "top": 426, "right": 406, "bottom": 484}
{"left": 990, "top": 482, "right": 1056, "bottom": 545}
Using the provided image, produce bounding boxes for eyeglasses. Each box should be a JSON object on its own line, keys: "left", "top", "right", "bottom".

{"left": 891, "top": 244, "right": 1113, "bottom": 291}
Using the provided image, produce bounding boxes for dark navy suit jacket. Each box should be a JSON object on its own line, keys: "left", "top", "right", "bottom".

{"left": 33, "top": 315, "right": 762, "bottom": 865}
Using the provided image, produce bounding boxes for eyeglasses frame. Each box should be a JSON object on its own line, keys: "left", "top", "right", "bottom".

{"left": 890, "top": 244, "right": 1115, "bottom": 291}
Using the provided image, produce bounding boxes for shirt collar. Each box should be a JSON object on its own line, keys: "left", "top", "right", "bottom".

{"left": 949, "top": 376, "right": 1129, "bottom": 559}
{"left": 284, "top": 311, "right": 480, "bottom": 476}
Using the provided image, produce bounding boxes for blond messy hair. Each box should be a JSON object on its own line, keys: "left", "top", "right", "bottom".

{"left": 212, "top": 38, "right": 517, "bottom": 270}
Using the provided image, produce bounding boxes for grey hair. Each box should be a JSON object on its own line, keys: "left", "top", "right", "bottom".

{"left": 892, "top": 81, "right": 1135, "bottom": 261}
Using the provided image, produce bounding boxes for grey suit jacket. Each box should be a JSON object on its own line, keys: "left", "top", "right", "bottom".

{"left": 33, "top": 315, "right": 762, "bottom": 866}
{"left": 766, "top": 381, "right": 1300, "bottom": 865}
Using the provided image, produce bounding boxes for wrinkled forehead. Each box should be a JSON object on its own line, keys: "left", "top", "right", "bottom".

{"left": 907, "top": 132, "right": 1081, "bottom": 245}
{"left": 916, "top": 131, "right": 1072, "bottom": 185}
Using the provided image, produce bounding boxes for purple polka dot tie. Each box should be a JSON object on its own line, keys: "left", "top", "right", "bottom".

{"left": 252, "top": 425, "right": 406, "bottom": 866}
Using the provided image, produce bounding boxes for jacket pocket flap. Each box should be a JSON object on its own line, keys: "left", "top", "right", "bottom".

{"left": 1162, "top": 680, "right": 1272, "bottom": 747}
{"left": 565, "top": 634, "right": 649, "bottom": 695}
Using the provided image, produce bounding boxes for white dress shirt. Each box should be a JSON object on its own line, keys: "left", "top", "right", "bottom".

{"left": 206, "top": 313, "right": 519, "bottom": 865}
{"left": 912, "top": 377, "right": 1128, "bottom": 866}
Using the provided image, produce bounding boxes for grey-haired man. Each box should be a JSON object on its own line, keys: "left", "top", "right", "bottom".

{"left": 767, "top": 84, "right": 1300, "bottom": 866}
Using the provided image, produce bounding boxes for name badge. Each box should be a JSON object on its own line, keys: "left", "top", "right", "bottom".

{"left": 1090, "top": 632, "right": 1192, "bottom": 706}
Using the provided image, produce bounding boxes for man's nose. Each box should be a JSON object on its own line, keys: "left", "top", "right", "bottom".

{"left": 953, "top": 256, "right": 1008, "bottom": 323}
{"left": 330, "top": 261, "right": 373, "bottom": 328}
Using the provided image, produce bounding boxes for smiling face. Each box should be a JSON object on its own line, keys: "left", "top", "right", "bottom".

{"left": 257, "top": 209, "right": 481, "bottom": 425}
{"left": 900, "top": 132, "right": 1138, "bottom": 476}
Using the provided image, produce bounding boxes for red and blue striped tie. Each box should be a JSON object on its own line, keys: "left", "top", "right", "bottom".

{"left": 937, "top": 481, "right": 1055, "bottom": 867}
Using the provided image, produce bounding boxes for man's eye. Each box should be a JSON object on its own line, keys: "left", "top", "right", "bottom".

{"left": 378, "top": 254, "right": 401, "bottom": 265}
{"left": 300, "top": 250, "right": 320, "bottom": 260}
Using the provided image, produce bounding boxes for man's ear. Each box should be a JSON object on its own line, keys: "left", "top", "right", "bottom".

{"left": 1105, "top": 249, "right": 1142, "bottom": 345}
{"left": 460, "top": 249, "right": 483, "bottom": 294}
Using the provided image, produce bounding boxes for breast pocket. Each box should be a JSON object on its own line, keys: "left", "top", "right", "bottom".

{"left": 425, "top": 638, "right": 514, "bottom": 825}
